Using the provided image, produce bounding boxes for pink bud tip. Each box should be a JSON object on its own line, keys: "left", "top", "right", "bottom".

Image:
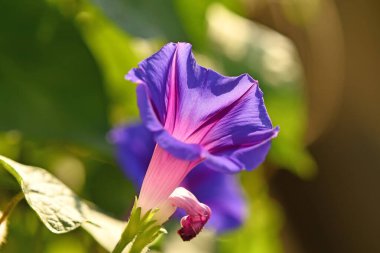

{"left": 177, "top": 212, "right": 211, "bottom": 241}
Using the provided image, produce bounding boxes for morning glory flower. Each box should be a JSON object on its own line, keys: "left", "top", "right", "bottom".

{"left": 110, "top": 123, "right": 247, "bottom": 234}
{"left": 122, "top": 42, "right": 278, "bottom": 240}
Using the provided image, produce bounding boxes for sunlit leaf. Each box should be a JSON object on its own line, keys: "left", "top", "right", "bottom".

{"left": 0, "top": 155, "right": 135, "bottom": 252}
{"left": 0, "top": 155, "right": 87, "bottom": 233}
{"left": 82, "top": 207, "right": 127, "bottom": 252}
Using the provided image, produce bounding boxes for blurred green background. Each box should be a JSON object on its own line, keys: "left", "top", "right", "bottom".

{"left": 0, "top": 0, "right": 379, "bottom": 252}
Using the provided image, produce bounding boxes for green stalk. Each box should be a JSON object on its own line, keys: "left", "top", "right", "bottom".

{"left": 0, "top": 192, "right": 24, "bottom": 225}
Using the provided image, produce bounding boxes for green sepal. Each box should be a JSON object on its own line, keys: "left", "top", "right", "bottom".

{"left": 112, "top": 200, "right": 166, "bottom": 253}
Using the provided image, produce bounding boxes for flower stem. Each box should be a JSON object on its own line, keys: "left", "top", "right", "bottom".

{"left": 0, "top": 192, "right": 24, "bottom": 225}
{"left": 111, "top": 224, "right": 134, "bottom": 253}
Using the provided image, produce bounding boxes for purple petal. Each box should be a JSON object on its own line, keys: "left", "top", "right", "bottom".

{"left": 183, "top": 164, "right": 247, "bottom": 233}
{"left": 154, "top": 130, "right": 205, "bottom": 161}
{"left": 136, "top": 83, "right": 204, "bottom": 161}
{"left": 126, "top": 42, "right": 177, "bottom": 124}
{"left": 108, "top": 123, "right": 154, "bottom": 187}
{"left": 204, "top": 127, "right": 280, "bottom": 173}
{"left": 127, "top": 42, "right": 278, "bottom": 173}
{"left": 173, "top": 48, "right": 273, "bottom": 137}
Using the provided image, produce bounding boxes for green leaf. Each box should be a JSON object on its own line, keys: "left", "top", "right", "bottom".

{"left": 0, "top": 155, "right": 87, "bottom": 234}
{"left": 82, "top": 207, "right": 127, "bottom": 252}
{"left": 0, "top": 155, "right": 134, "bottom": 252}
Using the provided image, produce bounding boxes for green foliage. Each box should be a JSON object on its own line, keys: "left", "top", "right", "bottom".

{"left": 75, "top": 3, "right": 141, "bottom": 124}
{"left": 0, "top": 0, "right": 109, "bottom": 148}
{"left": 219, "top": 171, "right": 284, "bottom": 253}
{"left": 94, "top": 0, "right": 187, "bottom": 40}
{"left": 0, "top": 155, "right": 130, "bottom": 251}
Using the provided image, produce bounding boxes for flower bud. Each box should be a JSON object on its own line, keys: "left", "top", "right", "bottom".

{"left": 169, "top": 187, "right": 211, "bottom": 241}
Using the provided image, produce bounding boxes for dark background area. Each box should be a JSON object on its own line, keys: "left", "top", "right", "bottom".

{"left": 259, "top": 0, "right": 380, "bottom": 252}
